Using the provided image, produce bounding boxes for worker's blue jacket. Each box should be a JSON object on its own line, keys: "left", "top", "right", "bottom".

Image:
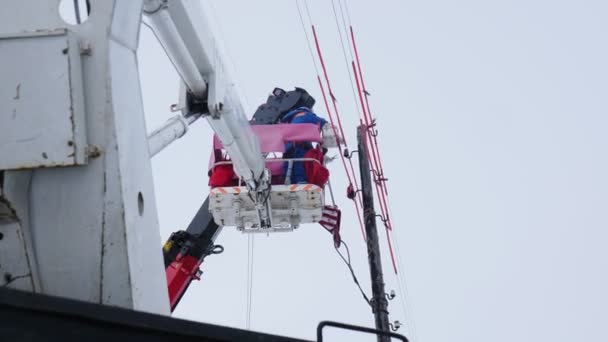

{"left": 281, "top": 107, "right": 327, "bottom": 183}
{"left": 282, "top": 107, "right": 328, "bottom": 126}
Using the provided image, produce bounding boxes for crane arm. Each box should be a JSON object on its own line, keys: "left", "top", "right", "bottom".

{"left": 163, "top": 197, "right": 222, "bottom": 311}
{"left": 143, "top": 0, "right": 272, "bottom": 226}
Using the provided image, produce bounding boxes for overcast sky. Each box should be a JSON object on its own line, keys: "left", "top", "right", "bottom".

{"left": 139, "top": 1, "right": 608, "bottom": 341}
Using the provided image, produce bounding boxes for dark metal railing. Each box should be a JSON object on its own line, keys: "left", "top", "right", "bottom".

{"left": 317, "top": 321, "right": 408, "bottom": 342}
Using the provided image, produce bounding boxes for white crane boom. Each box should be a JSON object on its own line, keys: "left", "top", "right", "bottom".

{"left": 143, "top": 0, "right": 272, "bottom": 227}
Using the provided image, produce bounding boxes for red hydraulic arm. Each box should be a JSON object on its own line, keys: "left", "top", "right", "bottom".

{"left": 162, "top": 197, "right": 223, "bottom": 311}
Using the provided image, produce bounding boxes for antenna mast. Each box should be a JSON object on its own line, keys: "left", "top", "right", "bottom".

{"left": 357, "top": 125, "right": 391, "bottom": 341}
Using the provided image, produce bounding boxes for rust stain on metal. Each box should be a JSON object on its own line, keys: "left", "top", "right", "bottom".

{"left": 99, "top": 170, "right": 107, "bottom": 302}
{"left": 13, "top": 83, "right": 20, "bottom": 100}
{"left": 87, "top": 145, "right": 103, "bottom": 159}
{"left": 0, "top": 195, "right": 19, "bottom": 223}
{"left": 7, "top": 160, "right": 79, "bottom": 171}
{"left": 64, "top": 47, "right": 82, "bottom": 165}
{"left": 13, "top": 84, "right": 20, "bottom": 100}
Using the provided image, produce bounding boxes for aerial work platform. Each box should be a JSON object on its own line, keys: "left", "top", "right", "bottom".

{"left": 208, "top": 123, "right": 332, "bottom": 231}
{"left": 210, "top": 183, "right": 324, "bottom": 232}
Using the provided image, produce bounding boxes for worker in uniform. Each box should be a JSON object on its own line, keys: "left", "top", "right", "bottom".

{"left": 281, "top": 107, "right": 328, "bottom": 184}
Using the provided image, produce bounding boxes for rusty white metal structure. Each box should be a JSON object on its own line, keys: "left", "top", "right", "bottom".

{"left": 0, "top": 0, "right": 270, "bottom": 313}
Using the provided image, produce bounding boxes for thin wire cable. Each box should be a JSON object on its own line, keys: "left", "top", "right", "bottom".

{"left": 332, "top": 0, "right": 387, "bottom": 219}
{"left": 311, "top": 26, "right": 350, "bottom": 152}
{"left": 245, "top": 234, "right": 255, "bottom": 329}
{"left": 295, "top": 0, "right": 321, "bottom": 76}
{"left": 352, "top": 64, "right": 395, "bottom": 266}
{"left": 350, "top": 26, "right": 389, "bottom": 197}
{"left": 296, "top": 0, "right": 366, "bottom": 240}
{"left": 327, "top": 180, "right": 337, "bottom": 206}
{"left": 317, "top": 75, "right": 366, "bottom": 240}
{"left": 338, "top": 0, "right": 355, "bottom": 62}
{"left": 141, "top": 20, "right": 190, "bottom": 91}
{"left": 301, "top": 1, "right": 358, "bottom": 179}
{"left": 358, "top": 121, "right": 396, "bottom": 273}
{"left": 389, "top": 228, "right": 420, "bottom": 342}
{"left": 303, "top": 0, "right": 315, "bottom": 33}
{"left": 350, "top": 26, "right": 397, "bottom": 246}
{"left": 207, "top": 2, "right": 253, "bottom": 112}
{"left": 335, "top": 240, "right": 371, "bottom": 306}
{"left": 300, "top": 3, "right": 414, "bottom": 336}
{"left": 330, "top": 0, "right": 360, "bottom": 116}
{"left": 311, "top": 25, "right": 364, "bottom": 212}
{"left": 383, "top": 200, "right": 420, "bottom": 342}
{"left": 334, "top": 2, "right": 419, "bottom": 339}
{"left": 349, "top": 37, "right": 393, "bottom": 232}
{"left": 245, "top": 234, "right": 250, "bottom": 328}
{"left": 350, "top": 38, "right": 385, "bottom": 194}
{"left": 339, "top": 1, "right": 392, "bottom": 219}
{"left": 342, "top": 0, "right": 417, "bottom": 329}
{"left": 341, "top": 0, "right": 355, "bottom": 30}
{"left": 304, "top": 0, "right": 365, "bottom": 220}
{"left": 346, "top": 42, "right": 385, "bottom": 208}
{"left": 334, "top": 0, "right": 378, "bottom": 216}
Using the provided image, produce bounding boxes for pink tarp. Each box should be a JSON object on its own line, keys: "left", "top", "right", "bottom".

{"left": 212, "top": 123, "right": 322, "bottom": 153}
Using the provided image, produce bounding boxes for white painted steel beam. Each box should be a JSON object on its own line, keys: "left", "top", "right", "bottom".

{"left": 143, "top": 0, "right": 270, "bottom": 224}
{"left": 147, "top": 114, "right": 201, "bottom": 157}
{"left": 143, "top": 0, "right": 207, "bottom": 98}
{"left": 0, "top": 0, "right": 169, "bottom": 314}
{"left": 142, "top": 0, "right": 265, "bottom": 184}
